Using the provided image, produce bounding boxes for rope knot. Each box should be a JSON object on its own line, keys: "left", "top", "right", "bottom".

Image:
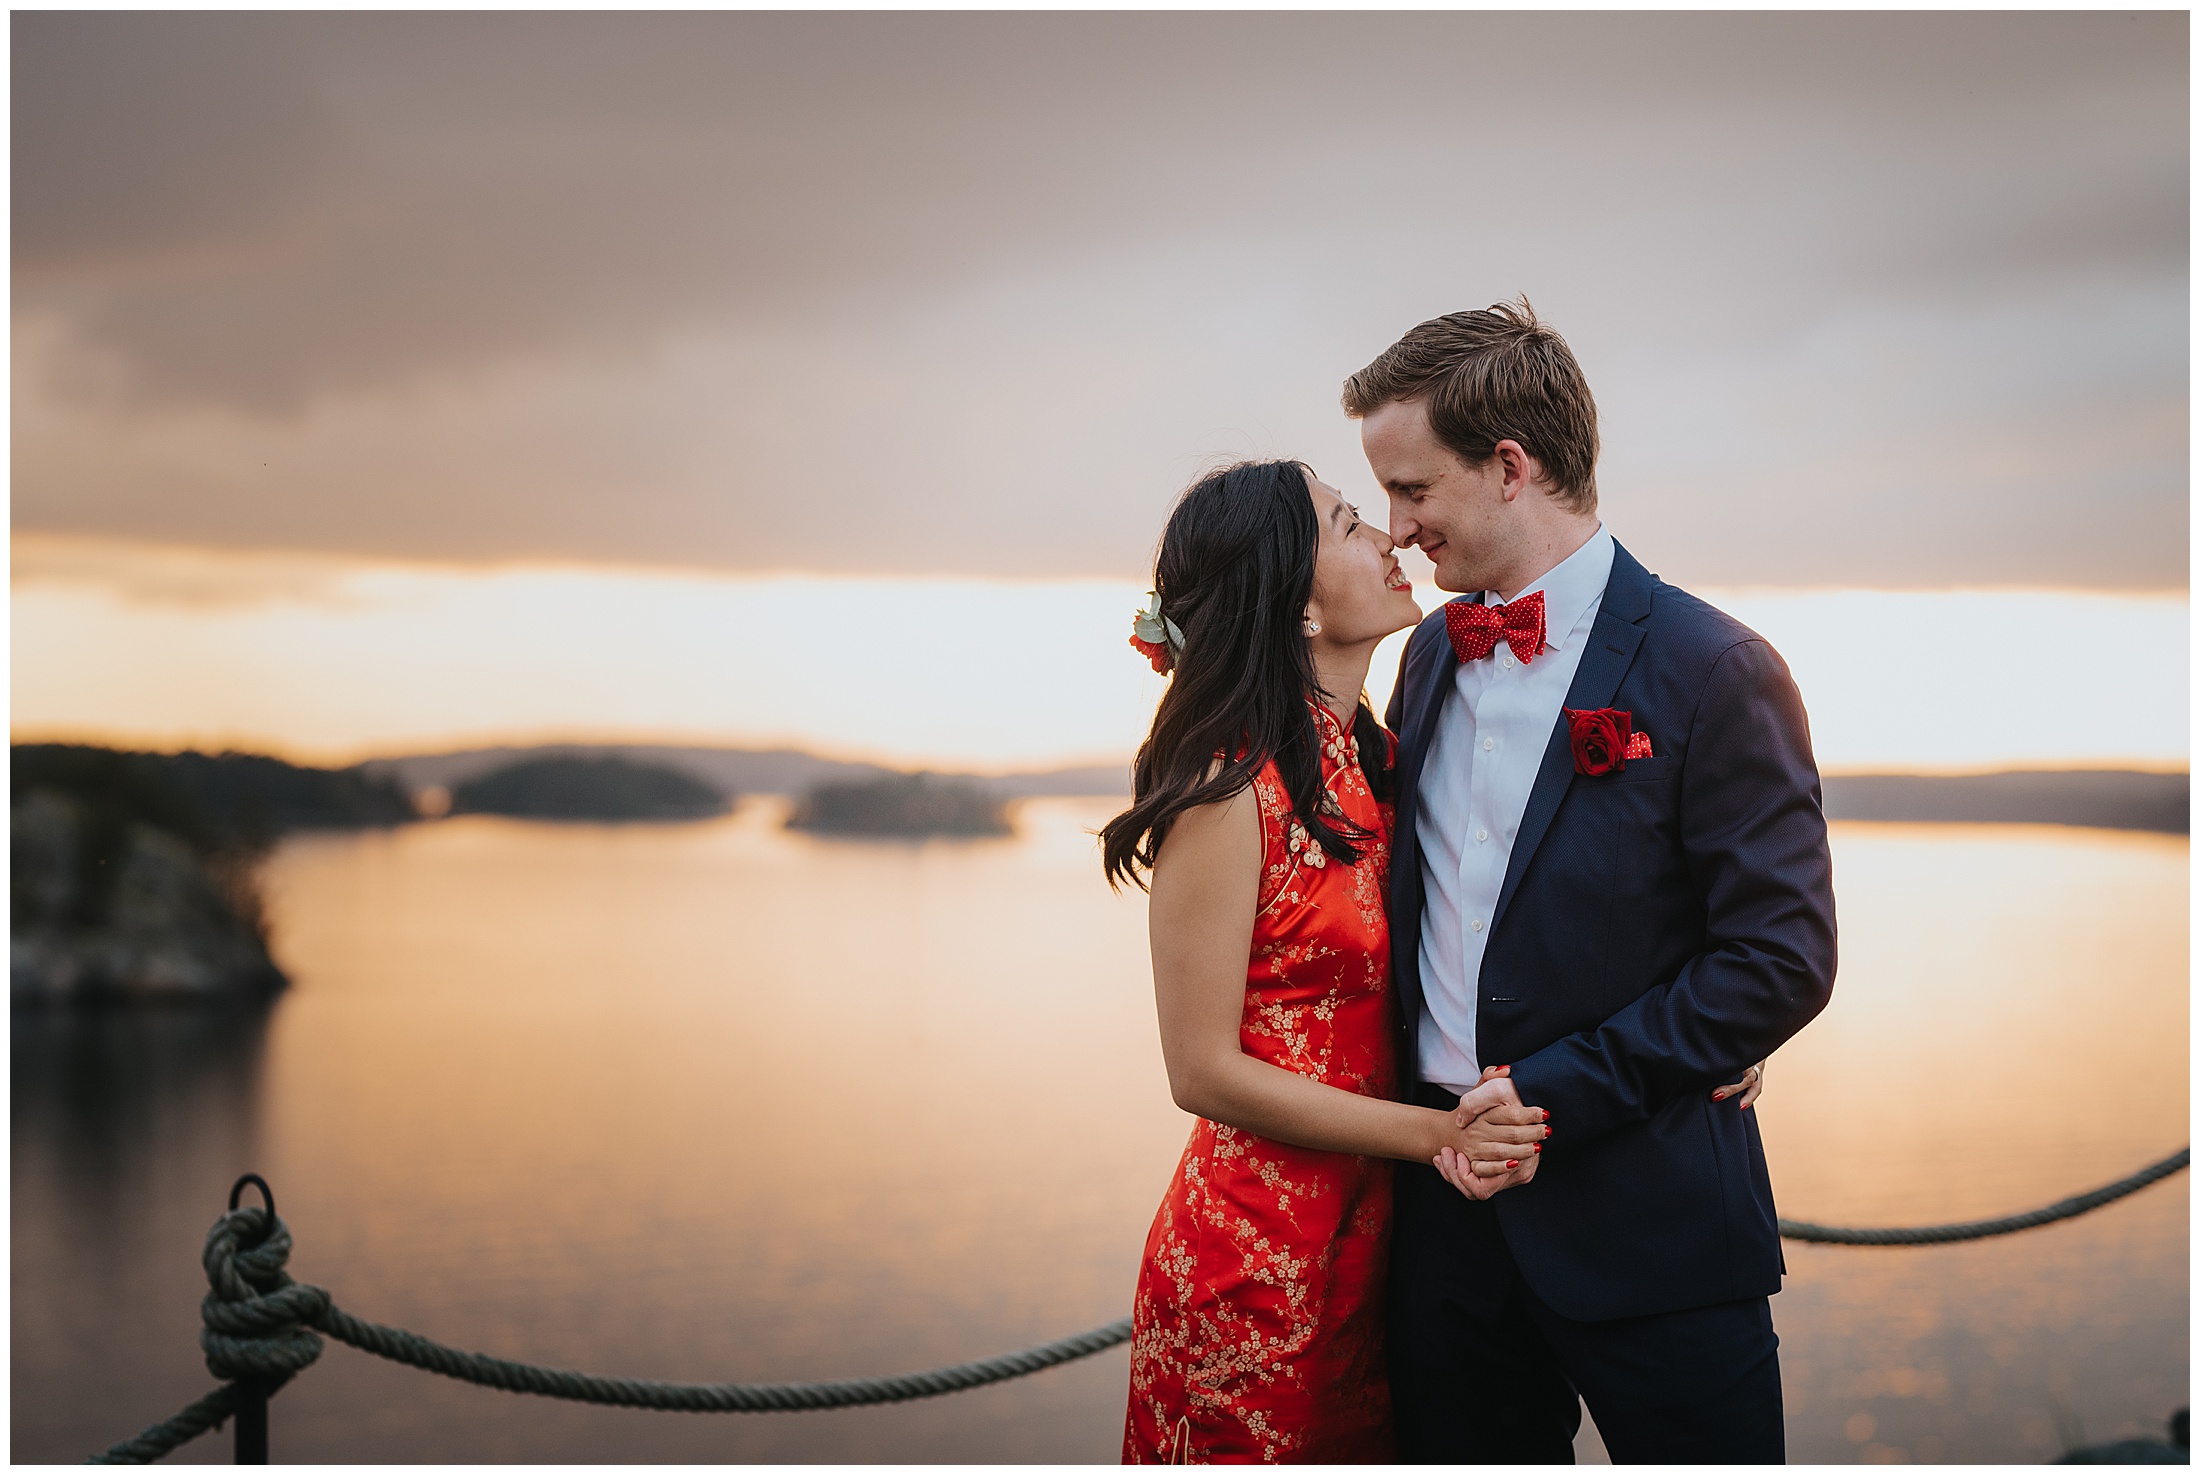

{"left": 199, "top": 1204, "right": 331, "bottom": 1386}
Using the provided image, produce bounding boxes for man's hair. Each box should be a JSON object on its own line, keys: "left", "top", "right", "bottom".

{"left": 1341, "top": 297, "right": 1600, "bottom": 514}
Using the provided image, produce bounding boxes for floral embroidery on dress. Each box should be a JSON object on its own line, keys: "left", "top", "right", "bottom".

{"left": 1124, "top": 700, "right": 1399, "bottom": 1465}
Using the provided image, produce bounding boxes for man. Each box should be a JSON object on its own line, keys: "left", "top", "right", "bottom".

{"left": 1345, "top": 301, "right": 1836, "bottom": 1462}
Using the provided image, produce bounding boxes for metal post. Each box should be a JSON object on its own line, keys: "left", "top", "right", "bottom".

{"left": 226, "top": 1175, "right": 279, "bottom": 1464}
{"left": 233, "top": 1381, "right": 268, "bottom": 1463}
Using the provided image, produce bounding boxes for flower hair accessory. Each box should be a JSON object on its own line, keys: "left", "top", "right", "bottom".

{"left": 1129, "top": 591, "right": 1186, "bottom": 674}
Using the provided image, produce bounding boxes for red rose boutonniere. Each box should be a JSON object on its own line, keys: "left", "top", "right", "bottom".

{"left": 1564, "top": 707, "right": 1651, "bottom": 776}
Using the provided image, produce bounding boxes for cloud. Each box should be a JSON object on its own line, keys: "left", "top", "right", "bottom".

{"left": 11, "top": 12, "right": 2187, "bottom": 586}
{"left": 14, "top": 532, "right": 387, "bottom": 611}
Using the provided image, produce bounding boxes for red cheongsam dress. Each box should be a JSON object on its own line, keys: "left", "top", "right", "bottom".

{"left": 1122, "top": 701, "right": 1398, "bottom": 1464}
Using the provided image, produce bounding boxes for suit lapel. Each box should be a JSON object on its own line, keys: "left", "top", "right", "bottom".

{"left": 1387, "top": 612, "right": 1457, "bottom": 1029}
{"left": 1490, "top": 544, "right": 1656, "bottom": 932}
{"left": 1394, "top": 611, "right": 1458, "bottom": 824}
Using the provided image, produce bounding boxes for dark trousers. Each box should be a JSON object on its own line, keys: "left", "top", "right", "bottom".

{"left": 1387, "top": 1153, "right": 1785, "bottom": 1463}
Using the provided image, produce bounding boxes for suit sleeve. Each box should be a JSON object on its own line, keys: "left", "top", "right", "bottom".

{"left": 1505, "top": 638, "right": 1838, "bottom": 1145}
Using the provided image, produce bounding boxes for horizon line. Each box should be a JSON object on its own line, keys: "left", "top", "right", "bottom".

{"left": 10, "top": 727, "right": 2188, "bottom": 783}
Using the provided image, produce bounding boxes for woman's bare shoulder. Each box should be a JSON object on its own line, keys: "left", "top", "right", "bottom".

{"left": 1154, "top": 762, "right": 1263, "bottom": 872}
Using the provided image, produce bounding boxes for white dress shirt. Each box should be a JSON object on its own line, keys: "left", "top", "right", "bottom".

{"left": 1415, "top": 525, "right": 1615, "bottom": 1094}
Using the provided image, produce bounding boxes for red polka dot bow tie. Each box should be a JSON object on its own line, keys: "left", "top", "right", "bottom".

{"left": 1445, "top": 589, "right": 1547, "bottom": 665}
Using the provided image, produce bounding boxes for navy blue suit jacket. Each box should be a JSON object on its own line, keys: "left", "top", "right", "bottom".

{"left": 1385, "top": 540, "right": 1837, "bottom": 1322}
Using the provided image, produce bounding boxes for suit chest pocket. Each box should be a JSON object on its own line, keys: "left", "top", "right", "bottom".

{"left": 1600, "top": 754, "right": 1675, "bottom": 785}
{"left": 1565, "top": 758, "right": 1680, "bottom": 856}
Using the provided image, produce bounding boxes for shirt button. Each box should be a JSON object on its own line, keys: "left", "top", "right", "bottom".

{"left": 1501, "top": 655, "right": 1515, "bottom": 669}
{"left": 1470, "top": 919, "right": 1484, "bottom": 932}
{"left": 1482, "top": 737, "right": 1495, "bottom": 752}
{"left": 1476, "top": 828, "right": 1489, "bottom": 842}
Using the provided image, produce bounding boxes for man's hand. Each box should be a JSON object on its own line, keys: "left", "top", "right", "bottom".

{"left": 1457, "top": 1067, "right": 1524, "bottom": 1120}
{"left": 1457, "top": 1067, "right": 1551, "bottom": 1172}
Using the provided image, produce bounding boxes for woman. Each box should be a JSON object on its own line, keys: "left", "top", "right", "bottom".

{"left": 1102, "top": 460, "right": 1549, "bottom": 1464}
{"left": 1104, "top": 460, "right": 1763, "bottom": 1464}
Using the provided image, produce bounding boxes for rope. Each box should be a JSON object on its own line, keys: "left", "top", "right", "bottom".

{"left": 90, "top": 1202, "right": 319, "bottom": 1464}
{"left": 91, "top": 1199, "right": 1133, "bottom": 1460}
{"left": 313, "top": 1303, "right": 1133, "bottom": 1411}
{"left": 88, "top": 1148, "right": 2189, "bottom": 1461}
{"left": 1779, "top": 1147, "right": 2189, "bottom": 1246}
{"left": 89, "top": 1385, "right": 240, "bottom": 1465}
{"left": 197, "top": 1207, "right": 329, "bottom": 1382}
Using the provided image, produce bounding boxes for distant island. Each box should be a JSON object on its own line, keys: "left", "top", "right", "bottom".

{"left": 357, "top": 741, "right": 1128, "bottom": 801}
{"left": 786, "top": 772, "right": 1013, "bottom": 838}
{"left": 11, "top": 744, "right": 413, "bottom": 1007}
{"left": 449, "top": 755, "right": 731, "bottom": 822}
{"left": 364, "top": 743, "right": 2190, "bottom": 837}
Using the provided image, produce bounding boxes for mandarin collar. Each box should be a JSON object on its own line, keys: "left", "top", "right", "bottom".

{"left": 1308, "top": 696, "right": 1351, "bottom": 735}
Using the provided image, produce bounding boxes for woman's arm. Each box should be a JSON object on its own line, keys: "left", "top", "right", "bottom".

{"left": 1149, "top": 784, "right": 1543, "bottom": 1167}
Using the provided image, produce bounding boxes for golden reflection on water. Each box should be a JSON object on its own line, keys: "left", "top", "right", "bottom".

{"left": 10, "top": 805, "right": 2186, "bottom": 1463}
{"left": 1755, "top": 823, "right": 2188, "bottom": 1463}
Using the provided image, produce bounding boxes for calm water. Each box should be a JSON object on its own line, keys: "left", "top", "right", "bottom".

{"left": 13, "top": 800, "right": 2187, "bottom": 1463}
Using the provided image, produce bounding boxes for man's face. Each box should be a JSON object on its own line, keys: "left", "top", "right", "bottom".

{"left": 1359, "top": 398, "right": 1506, "bottom": 595}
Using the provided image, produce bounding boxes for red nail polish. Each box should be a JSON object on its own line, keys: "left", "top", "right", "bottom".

{"left": 1532, "top": 1144, "right": 1541, "bottom": 1155}
{"left": 1506, "top": 1159, "right": 1519, "bottom": 1169}
{"left": 1541, "top": 1110, "right": 1551, "bottom": 1121}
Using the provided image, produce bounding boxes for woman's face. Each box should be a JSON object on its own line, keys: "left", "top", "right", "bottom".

{"left": 1306, "top": 470, "right": 1422, "bottom": 647}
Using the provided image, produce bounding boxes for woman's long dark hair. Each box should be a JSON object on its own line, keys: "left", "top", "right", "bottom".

{"left": 1101, "top": 459, "right": 1395, "bottom": 891}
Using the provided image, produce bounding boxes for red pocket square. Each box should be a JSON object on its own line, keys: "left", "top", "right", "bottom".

{"left": 1623, "top": 731, "right": 1653, "bottom": 760}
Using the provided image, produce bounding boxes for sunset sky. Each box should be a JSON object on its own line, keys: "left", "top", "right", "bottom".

{"left": 11, "top": 12, "right": 2188, "bottom": 773}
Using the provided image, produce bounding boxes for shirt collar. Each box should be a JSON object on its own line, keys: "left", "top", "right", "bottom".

{"left": 1486, "top": 523, "right": 1613, "bottom": 654}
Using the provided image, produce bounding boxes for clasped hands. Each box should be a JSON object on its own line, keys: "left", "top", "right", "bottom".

{"left": 1431, "top": 1061, "right": 1769, "bottom": 1201}
{"left": 1431, "top": 1066, "right": 1546, "bottom": 1200}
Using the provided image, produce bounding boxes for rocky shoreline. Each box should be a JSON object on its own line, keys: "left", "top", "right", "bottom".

{"left": 11, "top": 745, "right": 412, "bottom": 1008}
{"left": 12, "top": 790, "right": 285, "bottom": 1006}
